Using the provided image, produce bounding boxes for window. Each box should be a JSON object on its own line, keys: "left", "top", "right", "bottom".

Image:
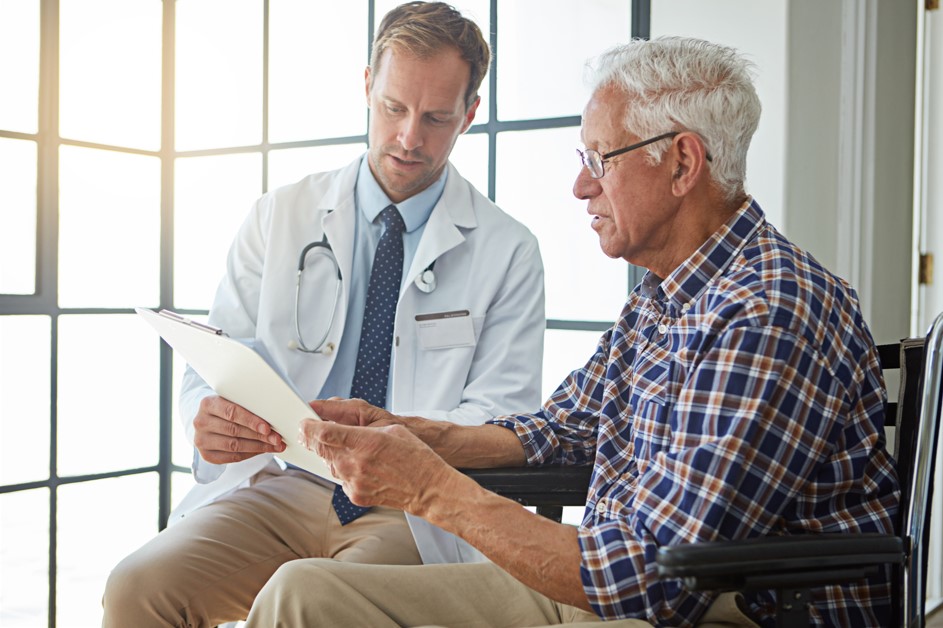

{"left": 0, "top": 2, "right": 642, "bottom": 624}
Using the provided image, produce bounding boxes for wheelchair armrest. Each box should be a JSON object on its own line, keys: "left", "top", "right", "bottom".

{"left": 656, "top": 533, "right": 904, "bottom": 591}
{"left": 461, "top": 465, "right": 593, "bottom": 507}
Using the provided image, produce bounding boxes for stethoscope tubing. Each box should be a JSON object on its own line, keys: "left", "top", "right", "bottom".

{"left": 292, "top": 234, "right": 436, "bottom": 354}
{"left": 293, "top": 236, "right": 342, "bottom": 353}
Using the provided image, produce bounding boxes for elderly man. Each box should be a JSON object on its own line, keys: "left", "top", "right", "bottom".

{"left": 246, "top": 37, "right": 899, "bottom": 627}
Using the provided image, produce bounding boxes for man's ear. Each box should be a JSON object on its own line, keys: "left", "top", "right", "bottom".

{"left": 459, "top": 95, "right": 481, "bottom": 134}
{"left": 670, "top": 132, "right": 709, "bottom": 196}
{"left": 364, "top": 66, "right": 372, "bottom": 106}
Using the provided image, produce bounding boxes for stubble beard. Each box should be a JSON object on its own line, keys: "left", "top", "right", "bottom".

{"left": 369, "top": 146, "right": 439, "bottom": 200}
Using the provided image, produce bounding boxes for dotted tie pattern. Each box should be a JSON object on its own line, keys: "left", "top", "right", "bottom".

{"left": 332, "top": 205, "right": 406, "bottom": 525}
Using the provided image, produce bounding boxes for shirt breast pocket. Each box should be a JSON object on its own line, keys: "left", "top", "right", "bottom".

{"left": 630, "top": 359, "right": 679, "bottom": 467}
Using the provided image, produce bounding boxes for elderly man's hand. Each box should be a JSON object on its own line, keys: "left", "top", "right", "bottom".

{"left": 297, "top": 414, "right": 452, "bottom": 515}
{"left": 308, "top": 397, "right": 402, "bottom": 428}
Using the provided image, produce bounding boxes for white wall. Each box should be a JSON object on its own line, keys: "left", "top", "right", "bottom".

{"left": 918, "top": 6, "right": 943, "bottom": 336}
{"left": 651, "top": 0, "right": 788, "bottom": 228}
{"left": 652, "top": 1, "right": 916, "bottom": 344}
{"left": 783, "top": 0, "right": 916, "bottom": 345}
{"left": 917, "top": 4, "right": 943, "bottom": 612}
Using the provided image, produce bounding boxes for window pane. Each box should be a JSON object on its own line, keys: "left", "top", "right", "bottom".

{"left": 448, "top": 132, "right": 489, "bottom": 200}
{"left": 58, "top": 146, "right": 160, "bottom": 308}
{"left": 375, "top": 0, "right": 491, "bottom": 124}
{"left": 268, "top": 143, "right": 366, "bottom": 192}
{"left": 268, "top": 1, "right": 368, "bottom": 143}
{"left": 0, "top": 316, "right": 50, "bottom": 486}
{"left": 172, "top": 347, "right": 196, "bottom": 469}
{"left": 650, "top": 0, "right": 787, "bottom": 227}
{"left": 0, "top": 0, "right": 39, "bottom": 133}
{"left": 497, "top": 0, "right": 631, "bottom": 121}
{"left": 172, "top": 470, "right": 196, "bottom": 511}
{"left": 59, "top": 0, "right": 162, "bottom": 150}
{"left": 57, "top": 475, "right": 159, "bottom": 627}
{"left": 543, "top": 328, "right": 607, "bottom": 400}
{"left": 496, "top": 128, "right": 627, "bottom": 321}
{"left": 174, "top": 153, "right": 262, "bottom": 310}
{"left": 0, "top": 138, "right": 37, "bottom": 295}
{"left": 176, "top": 0, "right": 263, "bottom": 150}
{"left": 57, "top": 315, "right": 159, "bottom": 476}
{"left": 0, "top": 489, "right": 48, "bottom": 627}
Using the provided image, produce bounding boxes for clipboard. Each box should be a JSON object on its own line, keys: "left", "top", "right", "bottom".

{"left": 136, "top": 307, "right": 337, "bottom": 482}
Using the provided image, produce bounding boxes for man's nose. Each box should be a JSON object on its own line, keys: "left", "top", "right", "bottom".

{"left": 573, "top": 165, "right": 599, "bottom": 200}
{"left": 398, "top": 114, "right": 423, "bottom": 152}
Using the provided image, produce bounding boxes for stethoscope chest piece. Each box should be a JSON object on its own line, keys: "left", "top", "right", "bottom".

{"left": 415, "top": 268, "right": 436, "bottom": 293}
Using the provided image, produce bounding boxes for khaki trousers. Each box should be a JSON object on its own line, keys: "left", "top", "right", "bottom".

{"left": 244, "top": 559, "right": 759, "bottom": 628}
{"left": 102, "top": 462, "right": 421, "bottom": 628}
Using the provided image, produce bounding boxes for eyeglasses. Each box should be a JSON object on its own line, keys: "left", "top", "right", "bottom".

{"left": 576, "top": 131, "right": 679, "bottom": 179}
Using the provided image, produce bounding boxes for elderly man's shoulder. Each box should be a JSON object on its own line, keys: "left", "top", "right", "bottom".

{"left": 705, "top": 223, "right": 866, "bottom": 348}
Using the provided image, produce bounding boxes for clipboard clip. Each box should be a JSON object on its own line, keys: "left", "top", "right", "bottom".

{"left": 158, "top": 309, "right": 228, "bottom": 336}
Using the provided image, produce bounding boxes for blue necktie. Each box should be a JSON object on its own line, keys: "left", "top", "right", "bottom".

{"left": 332, "top": 205, "right": 405, "bottom": 525}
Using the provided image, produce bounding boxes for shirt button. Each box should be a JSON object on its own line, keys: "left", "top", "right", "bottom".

{"left": 657, "top": 323, "right": 668, "bottom": 334}
{"left": 681, "top": 302, "right": 691, "bottom": 313}
{"left": 596, "top": 498, "right": 608, "bottom": 514}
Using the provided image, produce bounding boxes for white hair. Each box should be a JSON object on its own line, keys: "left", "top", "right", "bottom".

{"left": 585, "top": 36, "right": 761, "bottom": 202}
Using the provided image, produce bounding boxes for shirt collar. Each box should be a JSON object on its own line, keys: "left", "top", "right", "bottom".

{"left": 355, "top": 155, "right": 447, "bottom": 233}
{"left": 641, "top": 197, "right": 765, "bottom": 309}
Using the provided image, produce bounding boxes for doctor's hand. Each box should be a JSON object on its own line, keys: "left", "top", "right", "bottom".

{"left": 193, "top": 395, "right": 286, "bottom": 464}
{"left": 298, "top": 418, "right": 456, "bottom": 515}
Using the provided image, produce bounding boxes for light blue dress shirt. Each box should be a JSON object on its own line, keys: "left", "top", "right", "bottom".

{"left": 318, "top": 155, "right": 446, "bottom": 407}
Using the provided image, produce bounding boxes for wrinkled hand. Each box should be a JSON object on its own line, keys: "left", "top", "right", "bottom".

{"left": 309, "top": 397, "right": 402, "bottom": 428}
{"left": 193, "top": 395, "right": 286, "bottom": 464}
{"left": 297, "top": 417, "right": 454, "bottom": 515}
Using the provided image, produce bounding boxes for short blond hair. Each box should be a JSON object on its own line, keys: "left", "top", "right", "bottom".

{"left": 370, "top": 1, "right": 491, "bottom": 110}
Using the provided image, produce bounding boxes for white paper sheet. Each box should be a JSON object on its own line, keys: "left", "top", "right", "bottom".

{"left": 136, "top": 307, "right": 337, "bottom": 482}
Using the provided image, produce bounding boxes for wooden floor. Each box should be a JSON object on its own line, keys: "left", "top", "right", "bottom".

{"left": 929, "top": 606, "right": 943, "bottom": 627}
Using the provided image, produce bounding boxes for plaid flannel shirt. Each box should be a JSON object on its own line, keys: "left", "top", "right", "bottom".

{"left": 490, "top": 199, "right": 900, "bottom": 627}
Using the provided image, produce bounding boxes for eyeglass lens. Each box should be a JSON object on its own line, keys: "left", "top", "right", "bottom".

{"left": 577, "top": 149, "right": 604, "bottom": 178}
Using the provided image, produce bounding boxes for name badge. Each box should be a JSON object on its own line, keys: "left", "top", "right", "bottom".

{"left": 415, "top": 310, "right": 476, "bottom": 350}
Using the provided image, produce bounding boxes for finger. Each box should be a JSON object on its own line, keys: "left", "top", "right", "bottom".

{"left": 297, "top": 420, "right": 334, "bottom": 461}
{"left": 198, "top": 413, "right": 284, "bottom": 447}
{"left": 299, "top": 418, "right": 351, "bottom": 449}
{"left": 297, "top": 419, "right": 318, "bottom": 450}
{"left": 203, "top": 396, "right": 276, "bottom": 438}
{"left": 200, "top": 445, "right": 277, "bottom": 465}
{"left": 196, "top": 430, "right": 286, "bottom": 457}
{"left": 309, "top": 398, "right": 372, "bottom": 426}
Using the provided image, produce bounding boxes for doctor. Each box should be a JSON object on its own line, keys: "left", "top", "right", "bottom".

{"left": 102, "top": 2, "right": 545, "bottom": 626}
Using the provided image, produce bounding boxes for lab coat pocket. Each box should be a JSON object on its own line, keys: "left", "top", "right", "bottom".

{"left": 411, "top": 314, "right": 482, "bottom": 410}
{"left": 415, "top": 309, "right": 476, "bottom": 350}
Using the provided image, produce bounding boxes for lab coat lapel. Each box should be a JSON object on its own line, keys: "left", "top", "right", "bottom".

{"left": 319, "top": 159, "right": 360, "bottom": 307}
{"left": 404, "top": 163, "right": 478, "bottom": 298}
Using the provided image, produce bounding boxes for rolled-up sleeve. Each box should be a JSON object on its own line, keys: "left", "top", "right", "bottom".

{"left": 489, "top": 328, "right": 613, "bottom": 466}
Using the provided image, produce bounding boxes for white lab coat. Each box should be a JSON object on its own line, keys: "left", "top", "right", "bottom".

{"left": 170, "top": 156, "right": 545, "bottom": 565}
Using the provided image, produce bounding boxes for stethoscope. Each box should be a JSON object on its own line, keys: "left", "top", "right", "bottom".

{"left": 291, "top": 234, "right": 437, "bottom": 354}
